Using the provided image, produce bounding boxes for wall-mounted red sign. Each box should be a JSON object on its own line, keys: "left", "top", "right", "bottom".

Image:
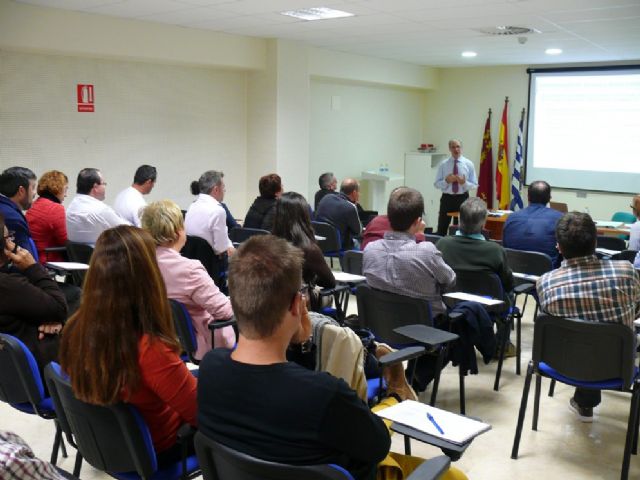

{"left": 77, "top": 84, "right": 94, "bottom": 112}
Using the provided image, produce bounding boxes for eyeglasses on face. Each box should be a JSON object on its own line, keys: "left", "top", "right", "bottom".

{"left": 3, "top": 231, "right": 15, "bottom": 242}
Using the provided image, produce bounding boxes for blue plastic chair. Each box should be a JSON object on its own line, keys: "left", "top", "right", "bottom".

{"left": 612, "top": 212, "right": 636, "bottom": 224}
{"left": 0, "top": 334, "right": 67, "bottom": 465}
{"left": 312, "top": 221, "right": 345, "bottom": 268}
{"left": 45, "top": 362, "right": 200, "bottom": 480}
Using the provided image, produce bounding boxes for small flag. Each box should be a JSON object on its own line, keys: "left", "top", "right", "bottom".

{"left": 496, "top": 97, "right": 510, "bottom": 210}
{"left": 477, "top": 109, "right": 493, "bottom": 208}
{"left": 510, "top": 109, "right": 525, "bottom": 211}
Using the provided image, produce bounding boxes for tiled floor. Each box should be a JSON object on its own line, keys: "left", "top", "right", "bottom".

{"left": 2, "top": 295, "right": 638, "bottom": 479}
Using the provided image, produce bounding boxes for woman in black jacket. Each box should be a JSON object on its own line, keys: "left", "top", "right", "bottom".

{"left": 0, "top": 212, "right": 66, "bottom": 370}
{"left": 243, "top": 173, "right": 282, "bottom": 231}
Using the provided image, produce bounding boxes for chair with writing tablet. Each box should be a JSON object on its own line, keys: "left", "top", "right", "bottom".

{"left": 597, "top": 235, "right": 627, "bottom": 252}
{"left": 511, "top": 314, "right": 640, "bottom": 480}
{"left": 612, "top": 250, "right": 639, "bottom": 263}
{"left": 504, "top": 248, "right": 553, "bottom": 322}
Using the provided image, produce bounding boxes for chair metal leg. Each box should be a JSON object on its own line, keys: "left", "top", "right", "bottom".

{"left": 430, "top": 348, "right": 446, "bottom": 406}
{"left": 50, "top": 422, "right": 63, "bottom": 465}
{"left": 634, "top": 393, "right": 640, "bottom": 455}
{"left": 511, "top": 361, "right": 534, "bottom": 459}
{"left": 622, "top": 385, "right": 640, "bottom": 480}
{"left": 548, "top": 379, "right": 556, "bottom": 397}
{"left": 73, "top": 451, "right": 83, "bottom": 477}
{"left": 404, "top": 435, "right": 412, "bottom": 456}
{"left": 459, "top": 364, "right": 466, "bottom": 415}
{"left": 516, "top": 312, "right": 522, "bottom": 376}
{"left": 532, "top": 374, "right": 541, "bottom": 431}
{"left": 494, "top": 319, "right": 511, "bottom": 391}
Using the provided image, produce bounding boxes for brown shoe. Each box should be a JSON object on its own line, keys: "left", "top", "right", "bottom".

{"left": 375, "top": 343, "right": 418, "bottom": 402}
{"left": 493, "top": 342, "right": 517, "bottom": 359}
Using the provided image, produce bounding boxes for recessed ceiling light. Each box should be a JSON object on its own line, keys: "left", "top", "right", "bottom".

{"left": 461, "top": 51, "right": 478, "bottom": 58}
{"left": 545, "top": 48, "right": 563, "bottom": 55}
{"left": 281, "top": 7, "right": 354, "bottom": 21}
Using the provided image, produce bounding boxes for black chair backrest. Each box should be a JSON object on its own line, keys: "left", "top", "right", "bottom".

{"left": 453, "top": 270, "right": 505, "bottom": 300}
{"left": 342, "top": 251, "right": 363, "bottom": 275}
{"left": 360, "top": 210, "right": 378, "bottom": 227}
{"left": 533, "top": 315, "right": 636, "bottom": 389}
{"left": 181, "top": 235, "right": 224, "bottom": 283}
{"left": 597, "top": 235, "right": 626, "bottom": 251}
{"left": 65, "top": 241, "right": 94, "bottom": 286}
{"left": 44, "top": 363, "right": 156, "bottom": 478}
{"left": 424, "top": 234, "right": 442, "bottom": 245}
{"left": 228, "top": 228, "right": 269, "bottom": 244}
{"left": 0, "top": 334, "right": 46, "bottom": 410}
{"left": 311, "top": 221, "right": 341, "bottom": 254}
{"left": 611, "top": 249, "right": 638, "bottom": 262}
{"left": 504, "top": 248, "right": 553, "bottom": 276}
{"left": 355, "top": 284, "right": 433, "bottom": 345}
{"left": 194, "top": 432, "right": 352, "bottom": 480}
{"left": 170, "top": 299, "right": 199, "bottom": 364}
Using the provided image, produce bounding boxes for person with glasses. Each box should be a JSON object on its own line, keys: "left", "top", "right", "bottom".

{"left": 66, "top": 168, "right": 130, "bottom": 246}
{"left": 628, "top": 195, "right": 640, "bottom": 251}
{"left": 0, "top": 212, "right": 67, "bottom": 372}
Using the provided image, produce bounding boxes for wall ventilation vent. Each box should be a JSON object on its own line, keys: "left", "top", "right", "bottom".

{"left": 475, "top": 26, "right": 540, "bottom": 35}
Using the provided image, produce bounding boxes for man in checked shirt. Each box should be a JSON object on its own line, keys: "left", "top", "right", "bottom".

{"left": 537, "top": 211, "right": 640, "bottom": 422}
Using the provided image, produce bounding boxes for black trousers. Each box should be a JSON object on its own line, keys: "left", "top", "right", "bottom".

{"left": 436, "top": 192, "right": 469, "bottom": 237}
{"left": 574, "top": 387, "right": 601, "bottom": 408}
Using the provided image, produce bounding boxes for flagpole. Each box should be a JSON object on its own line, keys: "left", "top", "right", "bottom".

{"left": 519, "top": 108, "right": 526, "bottom": 183}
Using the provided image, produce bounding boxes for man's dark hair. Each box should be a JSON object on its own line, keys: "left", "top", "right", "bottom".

{"left": 76, "top": 168, "right": 102, "bottom": 195}
{"left": 387, "top": 187, "right": 424, "bottom": 232}
{"left": 318, "top": 172, "right": 334, "bottom": 190}
{"left": 229, "top": 235, "right": 303, "bottom": 340}
{"left": 528, "top": 180, "right": 551, "bottom": 205}
{"left": 0, "top": 167, "right": 36, "bottom": 198}
{"left": 556, "top": 211, "right": 597, "bottom": 259}
{"left": 133, "top": 165, "right": 157, "bottom": 185}
{"left": 258, "top": 173, "right": 282, "bottom": 198}
{"left": 340, "top": 179, "right": 359, "bottom": 196}
{"left": 459, "top": 197, "right": 487, "bottom": 235}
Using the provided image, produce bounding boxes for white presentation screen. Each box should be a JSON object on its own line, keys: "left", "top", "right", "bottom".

{"left": 525, "top": 67, "right": 640, "bottom": 193}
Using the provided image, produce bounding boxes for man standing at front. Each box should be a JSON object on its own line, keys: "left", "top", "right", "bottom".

{"left": 66, "top": 168, "right": 130, "bottom": 246}
{"left": 502, "top": 180, "right": 563, "bottom": 267}
{"left": 434, "top": 140, "right": 478, "bottom": 236}
{"left": 537, "top": 212, "right": 640, "bottom": 422}
{"left": 113, "top": 165, "right": 157, "bottom": 227}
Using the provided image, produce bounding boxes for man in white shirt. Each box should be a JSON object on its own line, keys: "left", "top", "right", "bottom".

{"left": 66, "top": 168, "right": 130, "bottom": 246}
{"left": 185, "top": 170, "right": 234, "bottom": 257}
{"left": 113, "top": 165, "right": 157, "bottom": 227}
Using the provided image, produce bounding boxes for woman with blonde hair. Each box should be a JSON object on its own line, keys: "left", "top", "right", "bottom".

{"left": 142, "top": 200, "right": 234, "bottom": 359}
{"left": 25, "top": 170, "right": 68, "bottom": 263}
{"left": 59, "top": 226, "right": 197, "bottom": 462}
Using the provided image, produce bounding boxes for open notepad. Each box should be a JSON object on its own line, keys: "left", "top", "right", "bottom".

{"left": 376, "top": 400, "right": 491, "bottom": 445}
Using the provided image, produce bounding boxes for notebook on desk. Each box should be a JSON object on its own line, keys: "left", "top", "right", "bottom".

{"left": 376, "top": 400, "right": 491, "bottom": 445}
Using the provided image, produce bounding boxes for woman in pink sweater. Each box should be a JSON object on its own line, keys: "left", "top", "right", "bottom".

{"left": 142, "top": 200, "right": 234, "bottom": 359}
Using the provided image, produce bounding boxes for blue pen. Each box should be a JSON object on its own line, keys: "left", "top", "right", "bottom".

{"left": 427, "top": 412, "right": 444, "bottom": 435}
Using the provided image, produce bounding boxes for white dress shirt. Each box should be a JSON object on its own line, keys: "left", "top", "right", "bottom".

{"left": 184, "top": 194, "right": 232, "bottom": 254}
{"left": 113, "top": 186, "right": 146, "bottom": 227}
{"left": 433, "top": 155, "right": 478, "bottom": 194}
{"left": 66, "top": 194, "right": 130, "bottom": 246}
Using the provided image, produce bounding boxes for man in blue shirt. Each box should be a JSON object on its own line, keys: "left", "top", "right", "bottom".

{"left": 0, "top": 167, "right": 38, "bottom": 259}
{"left": 502, "top": 181, "right": 563, "bottom": 267}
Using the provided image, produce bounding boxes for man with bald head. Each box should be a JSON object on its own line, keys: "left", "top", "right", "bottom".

{"left": 316, "top": 178, "right": 362, "bottom": 249}
{"left": 502, "top": 180, "right": 563, "bottom": 267}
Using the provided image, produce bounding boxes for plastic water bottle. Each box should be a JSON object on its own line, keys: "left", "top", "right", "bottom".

{"left": 379, "top": 163, "right": 384, "bottom": 174}
{"left": 383, "top": 163, "right": 389, "bottom": 173}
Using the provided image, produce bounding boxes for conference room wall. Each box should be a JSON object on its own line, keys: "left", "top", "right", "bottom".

{"left": 0, "top": 50, "right": 249, "bottom": 213}
{"left": 424, "top": 65, "right": 634, "bottom": 220}
{"left": 309, "top": 79, "right": 426, "bottom": 209}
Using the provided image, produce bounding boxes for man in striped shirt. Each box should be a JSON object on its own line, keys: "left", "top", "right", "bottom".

{"left": 537, "top": 211, "right": 640, "bottom": 421}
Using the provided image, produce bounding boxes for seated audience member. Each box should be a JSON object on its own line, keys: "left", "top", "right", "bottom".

{"left": 221, "top": 202, "right": 240, "bottom": 231}
{"left": 0, "top": 213, "right": 66, "bottom": 371}
{"left": 315, "top": 178, "right": 362, "bottom": 250}
{"left": 142, "top": 200, "right": 235, "bottom": 358}
{"left": 364, "top": 188, "right": 455, "bottom": 319}
{"left": 25, "top": 170, "right": 69, "bottom": 263}
{"left": 0, "top": 430, "right": 69, "bottom": 480}
{"left": 185, "top": 170, "right": 234, "bottom": 256}
{"left": 198, "top": 236, "right": 466, "bottom": 480}
{"left": 361, "top": 212, "right": 426, "bottom": 251}
{"left": 113, "top": 165, "right": 157, "bottom": 227}
{"left": 537, "top": 212, "right": 640, "bottom": 422}
{"left": 629, "top": 195, "right": 640, "bottom": 251}
{"left": 314, "top": 172, "right": 337, "bottom": 210}
{"left": 502, "top": 180, "right": 563, "bottom": 267}
{"left": 272, "top": 192, "right": 336, "bottom": 311}
{"left": 244, "top": 173, "right": 282, "bottom": 231}
{"left": 0, "top": 167, "right": 38, "bottom": 258}
{"left": 59, "top": 226, "right": 197, "bottom": 461}
{"left": 66, "top": 168, "right": 129, "bottom": 246}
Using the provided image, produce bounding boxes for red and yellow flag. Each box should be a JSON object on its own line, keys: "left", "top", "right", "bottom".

{"left": 496, "top": 98, "right": 510, "bottom": 210}
{"left": 477, "top": 109, "right": 493, "bottom": 208}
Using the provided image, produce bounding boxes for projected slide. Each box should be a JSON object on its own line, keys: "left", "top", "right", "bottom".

{"left": 526, "top": 67, "right": 640, "bottom": 193}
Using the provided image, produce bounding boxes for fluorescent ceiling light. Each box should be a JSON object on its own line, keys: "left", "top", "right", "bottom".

{"left": 281, "top": 7, "right": 354, "bottom": 21}
{"left": 461, "top": 51, "right": 477, "bottom": 58}
{"left": 545, "top": 48, "right": 563, "bottom": 55}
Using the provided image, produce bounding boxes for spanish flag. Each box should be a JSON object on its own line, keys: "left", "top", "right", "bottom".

{"left": 477, "top": 109, "right": 493, "bottom": 208}
{"left": 496, "top": 97, "right": 510, "bottom": 210}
